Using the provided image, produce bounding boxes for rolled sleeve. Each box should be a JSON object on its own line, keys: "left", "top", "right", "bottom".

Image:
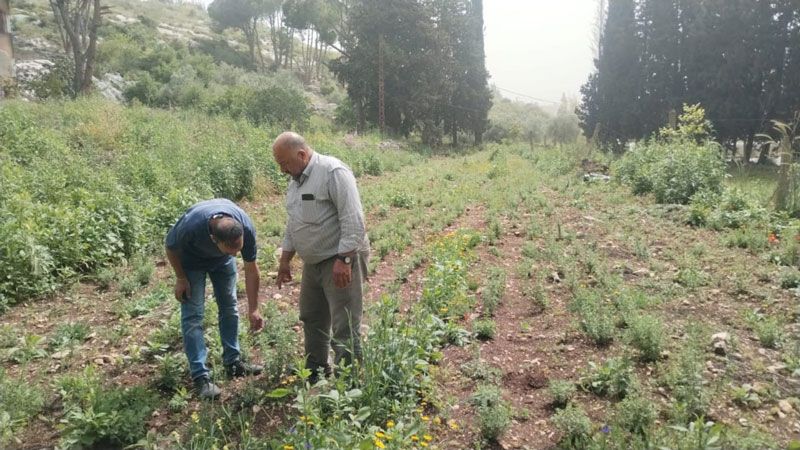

{"left": 329, "top": 167, "right": 365, "bottom": 254}
{"left": 281, "top": 223, "right": 295, "bottom": 253}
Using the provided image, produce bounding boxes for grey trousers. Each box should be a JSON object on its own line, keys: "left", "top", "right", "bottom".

{"left": 299, "top": 251, "right": 368, "bottom": 372}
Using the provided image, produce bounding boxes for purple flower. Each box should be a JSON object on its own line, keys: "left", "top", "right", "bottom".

{"left": 305, "top": 442, "right": 312, "bottom": 449}
{"left": 601, "top": 425, "right": 610, "bottom": 434}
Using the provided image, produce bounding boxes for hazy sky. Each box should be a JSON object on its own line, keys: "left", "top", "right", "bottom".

{"left": 483, "top": 1, "right": 597, "bottom": 106}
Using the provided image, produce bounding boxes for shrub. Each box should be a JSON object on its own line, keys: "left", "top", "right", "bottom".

{"left": 471, "top": 384, "right": 511, "bottom": 442}
{"left": 155, "top": 353, "right": 185, "bottom": 393}
{"left": 548, "top": 379, "right": 576, "bottom": 408}
{"left": 473, "top": 319, "right": 497, "bottom": 341}
{"left": 614, "top": 393, "right": 656, "bottom": 435}
{"left": 615, "top": 138, "right": 725, "bottom": 205}
{"left": 625, "top": 314, "right": 665, "bottom": 362}
{"left": 482, "top": 267, "right": 506, "bottom": 317}
{"left": 753, "top": 316, "right": 783, "bottom": 349}
{"left": 580, "top": 357, "right": 633, "bottom": 399}
{"left": 780, "top": 268, "right": 800, "bottom": 289}
{"left": 664, "top": 341, "right": 708, "bottom": 420}
{"left": 551, "top": 404, "right": 592, "bottom": 449}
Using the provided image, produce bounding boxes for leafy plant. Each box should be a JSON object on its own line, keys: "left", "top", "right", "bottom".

{"left": 551, "top": 403, "right": 592, "bottom": 449}
{"left": 614, "top": 393, "right": 656, "bottom": 435}
{"left": 625, "top": 314, "right": 665, "bottom": 362}
{"left": 548, "top": 379, "right": 576, "bottom": 408}
{"left": 58, "top": 367, "right": 158, "bottom": 448}
{"left": 471, "top": 384, "right": 511, "bottom": 442}
{"left": 580, "top": 357, "right": 633, "bottom": 399}
{"left": 473, "top": 319, "right": 496, "bottom": 341}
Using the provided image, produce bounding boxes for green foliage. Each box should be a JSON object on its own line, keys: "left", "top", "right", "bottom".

{"left": 471, "top": 384, "right": 511, "bottom": 442}
{"left": 551, "top": 404, "right": 592, "bottom": 449}
{"left": 481, "top": 267, "right": 506, "bottom": 317}
{"left": 625, "top": 314, "right": 665, "bottom": 362}
{"left": 58, "top": 367, "right": 158, "bottom": 448}
{"left": 580, "top": 357, "right": 633, "bottom": 399}
{"left": 746, "top": 314, "right": 783, "bottom": 349}
{"left": 473, "top": 319, "right": 496, "bottom": 341}
{"left": 664, "top": 338, "right": 709, "bottom": 421}
{"left": 155, "top": 353, "right": 186, "bottom": 393}
{"left": 615, "top": 139, "right": 726, "bottom": 205}
{"left": 0, "top": 369, "right": 44, "bottom": 444}
{"left": 658, "top": 104, "right": 714, "bottom": 143}
{"left": 572, "top": 289, "right": 616, "bottom": 346}
{"left": 548, "top": 379, "right": 576, "bottom": 408}
{"left": 614, "top": 393, "right": 656, "bottom": 435}
{"left": 48, "top": 322, "right": 90, "bottom": 352}
{"left": 256, "top": 301, "right": 298, "bottom": 383}
{"left": 779, "top": 268, "right": 800, "bottom": 289}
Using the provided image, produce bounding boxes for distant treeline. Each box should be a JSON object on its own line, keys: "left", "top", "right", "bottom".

{"left": 578, "top": 0, "right": 800, "bottom": 157}
{"left": 207, "top": 0, "right": 492, "bottom": 146}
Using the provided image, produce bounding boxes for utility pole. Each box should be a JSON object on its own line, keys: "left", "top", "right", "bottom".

{"left": 377, "top": 33, "right": 385, "bottom": 134}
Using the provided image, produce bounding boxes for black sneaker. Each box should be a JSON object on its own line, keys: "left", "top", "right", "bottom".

{"left": 194, "top": 376, "right": 221, "bottom": 400}
{"left": 224, "top": 359, "right": 263, "bottom": 378}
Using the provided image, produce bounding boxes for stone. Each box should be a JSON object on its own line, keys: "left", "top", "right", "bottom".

{"left": 738, "top": 417, "right": 749, "bottom": 427}
{"left": 767, "top": 363, "right": 788, "bottom": 374}
{"left": 779, "top": 399, "right": 794, "bottom": 414}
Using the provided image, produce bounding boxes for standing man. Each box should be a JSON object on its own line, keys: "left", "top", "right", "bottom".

{"left": 165, "top": 198, "right": 264, "bottom": 399}
{"left": 273, "top": 132, "right": 369, "bottom": 384}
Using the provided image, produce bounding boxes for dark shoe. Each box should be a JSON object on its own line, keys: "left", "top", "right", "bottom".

{"left": 194, "top": 377, "right": 221, "bottom": 400}
{"left": 225, "top": 359, "right": 263, "bottom": 378}
{"left": 307, "top": 364, "right": 332, "bottom": 385}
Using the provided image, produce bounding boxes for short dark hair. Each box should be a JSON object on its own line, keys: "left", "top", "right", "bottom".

{"left": 210, "top": 217, "right": 243, "bottom": 246}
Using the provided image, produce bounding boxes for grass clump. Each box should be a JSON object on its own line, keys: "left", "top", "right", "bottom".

{"left": 551, "top": 403, "right": 592, "bottom": 449}
{"left": 471, "top": 384, "right": 511, "bottom": 442}
{"left": 614, "top": 392, "right": 656, "bottom": 436}
{"left": 473, "top": 319, "right": 496, "bottom": 341}
{"left": 0, "top": 370, "right": 44, "bottom": 444}
{"left": 548, "top": 379, "right": 576, "bottom": 409}
{"left": 625, "top": 314, "right": 665, "bottom": 362}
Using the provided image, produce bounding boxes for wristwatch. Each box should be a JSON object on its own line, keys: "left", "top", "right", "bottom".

{"left": 336, "top": 254, "right": 353, "bottom": 264}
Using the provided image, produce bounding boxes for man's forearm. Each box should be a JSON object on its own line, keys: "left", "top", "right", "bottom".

{"left": 165, "top": 248, "right": 186, "bottom": 279}
{"left": 245, "top": 265, "right": 260, "bottom": 313}
{"left": 280, "top": 250, "right": 296, "bottom": 265}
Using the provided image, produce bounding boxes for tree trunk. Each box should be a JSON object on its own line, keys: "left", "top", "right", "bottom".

{"left": 757, "top": 141, "right": 771, "bottom": 165}
{"left": 743, "top": 133, "right": 755, "bottom": 164}
{"left": 775, "top": 135, "right": 793, "bottom": 211}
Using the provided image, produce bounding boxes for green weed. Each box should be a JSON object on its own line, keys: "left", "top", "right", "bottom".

{"left": 548, "top": 379, "right": 576, "bottom": 409}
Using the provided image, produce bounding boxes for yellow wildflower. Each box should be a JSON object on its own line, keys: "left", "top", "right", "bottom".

{"left": 386, "top": 420, "right": 395, "bottom": 429}
{"left": 283, "top": 445, "right": 295, "bottom": 450}
{"left": 191, "top": 411, "right": 200, "bottom": 423}
{"left": 375, "top": 431, "right": 386, "bottom": 439}
{"left": 433, "top": 416, "right": 442, "bottom": 426}
{"left": 421, "top": 415, "right": 430, "bottom": 422}
{"left": 411, "top": 435, "right": 419, "bottom": 442}
{"left": 448, "top": 419, "right": 459, "bottom": 430}
{"left": 374, "top": 438, "right": 386, "bottom": 449}
{"left": 423, "top": 434, "right": 433, "bottom": 442}
{"left": 421, "top": 443, "right": 429, "bottom": 448}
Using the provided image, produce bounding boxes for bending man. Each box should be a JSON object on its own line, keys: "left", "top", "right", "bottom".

{"left": 165, "top": 198, "right": 264, "bottom": 399}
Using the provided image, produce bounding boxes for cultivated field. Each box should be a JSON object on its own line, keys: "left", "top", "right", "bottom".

{"left": 1, "top": 104, "right": 799, "bottom": 448}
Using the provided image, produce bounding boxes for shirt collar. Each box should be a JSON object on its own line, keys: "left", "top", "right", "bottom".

{"left": 294, "top": 152, "right": 318, "bottom": 186}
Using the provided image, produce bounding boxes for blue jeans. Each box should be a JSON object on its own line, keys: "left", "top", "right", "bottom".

{"left": 181, "top": 257, "right": 241, "bottom": 381}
